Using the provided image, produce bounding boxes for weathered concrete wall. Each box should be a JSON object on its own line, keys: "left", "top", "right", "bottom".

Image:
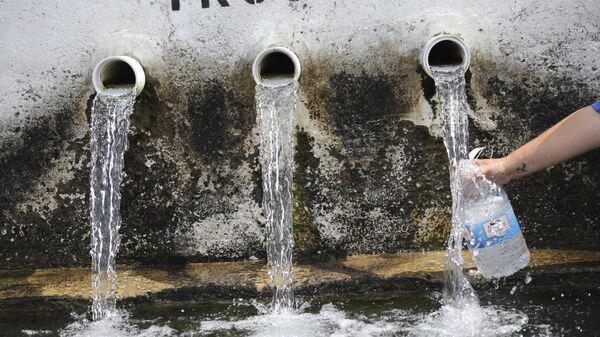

{"left": 0, "top": 0, "right": 599, "bottom": 268}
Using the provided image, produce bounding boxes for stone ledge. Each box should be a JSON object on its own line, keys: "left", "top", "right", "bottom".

{"left": 1, "top": 249, "right": 599, "bottom": 303}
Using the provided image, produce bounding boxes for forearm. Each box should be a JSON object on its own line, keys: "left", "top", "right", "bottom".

{"left": 504, "top": 106, "right": 600, "bottom": 180}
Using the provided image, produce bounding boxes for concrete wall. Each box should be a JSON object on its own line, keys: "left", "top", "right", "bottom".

{"left": 1, "top": 0, "right": 599, "bottom": 268}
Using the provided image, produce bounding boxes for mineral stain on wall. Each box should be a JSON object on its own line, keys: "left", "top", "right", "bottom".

{"left": 0, "top": 109, "right": 72, "bottom": 209}
{"left": 297, "top": 55, "right": 453, "bottom": 255}
{"left": 119, "top": 81, "right": 183, "bottom": 264}
{"left": 117, "top": 65, "right": 264, "bottom": 264}
{"left": 0, "top": 95, "right": 90, "bottom": 268}
{"left": 0, "top": 47, "right": 599, "bottom": 269}
{"left": 177, "top": 67, "right": 264, "bottom": 260}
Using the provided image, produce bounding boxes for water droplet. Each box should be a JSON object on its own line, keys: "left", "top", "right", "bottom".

{"left": 524, "top": 275, "right": 532, "bottom": 284}
{"left": 510, "top": 286, "right": 517, "bottom": 295}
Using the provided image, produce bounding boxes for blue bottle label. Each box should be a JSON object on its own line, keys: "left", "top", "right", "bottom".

{"left": 464, "top": 205, "right": 520, "bottom": 249}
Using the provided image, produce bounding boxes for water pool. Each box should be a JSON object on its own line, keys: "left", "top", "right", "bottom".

{"left": 2, "top": 284, "right": 598, "bottom": 337}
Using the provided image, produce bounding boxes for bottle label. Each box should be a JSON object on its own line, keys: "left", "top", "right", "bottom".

{"left": 464, "top": 205, "right": 521, "bottom": 249}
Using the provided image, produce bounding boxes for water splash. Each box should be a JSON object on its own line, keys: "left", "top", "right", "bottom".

{"left": 255, "top": 81, "right": 298, "bottom": 310}
{"left": 409, "top": 303, "right": 530, "bottom": 337}
{"left": 89, "top": 91, "right": 136, "bottom": 320}
{"left": 195, "top": 300, "right": 534, "bottom": 337}
{"left": 60, "top": 310, "right": 173, "bottom": 337}
{"left": 198, "top": 303, "right": 401, "bottom": 337}
{"left": 431, "top": 66, "right": 478, "bottom": 306}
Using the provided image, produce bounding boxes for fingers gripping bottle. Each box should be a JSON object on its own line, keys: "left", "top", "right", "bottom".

{"left": 459, "top": 150, "right": 530, "bottom": 279}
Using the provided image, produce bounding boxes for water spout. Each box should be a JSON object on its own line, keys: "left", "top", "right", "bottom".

{"left": 89, "top": 56, "right": 142, "bottom": 320}
{"left": 92, "top": 56, "right": 145, "bottom": 96}
{"left": 252, "top": 46, "right": 301, "bottom": 87}
{"left": 420, "top": 34, "right": 470, "bottom": 78}
{"left": 423, "top": 34, "right": 477, "bottom": 307}
{"left": 253, "top": 46, "right": 300, "bottom": 310}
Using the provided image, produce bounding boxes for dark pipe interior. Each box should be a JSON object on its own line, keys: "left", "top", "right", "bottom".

{"left": 428, "top": 40, "right": 464, "bottom": 67}
{"left": 101, "top": 60, "right": 136, "bottom": 88}
{"left": 260, "top": 52, "right": 295, "bottom": 79}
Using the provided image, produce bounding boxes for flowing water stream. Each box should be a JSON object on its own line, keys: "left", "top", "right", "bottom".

{"left": 431, "top": 66, "right": 479, "bottom": 307}
{"left": 89, "top": 90, "right": 136, "bottom": 321}
{"left": 255, "top": 81, "right": 299, "bottom": 310}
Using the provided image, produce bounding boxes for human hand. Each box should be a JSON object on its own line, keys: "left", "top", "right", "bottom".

{"left": 474, "top": 157, "right": 514, "bottom": 185}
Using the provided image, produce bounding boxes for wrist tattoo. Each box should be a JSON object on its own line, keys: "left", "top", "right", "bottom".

{"left": 516, "top": 163, "right": 528, "bottom": 174}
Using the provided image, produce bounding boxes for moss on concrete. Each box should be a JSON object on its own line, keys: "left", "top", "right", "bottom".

{"left": 292, "top": 127, "right": 324, "bottom": 257}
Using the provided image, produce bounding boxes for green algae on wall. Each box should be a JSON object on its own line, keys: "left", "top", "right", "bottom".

{"left": 292, "top": 127, "right": 344, "bottom": 259}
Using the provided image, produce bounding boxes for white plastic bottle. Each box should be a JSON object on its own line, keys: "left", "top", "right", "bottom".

{"left": 459, "top": 158, "right": 530, "bottom": 279}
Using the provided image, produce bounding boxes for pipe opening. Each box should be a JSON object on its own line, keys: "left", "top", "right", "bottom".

{"left": 253, "top": 47, "right": 301, "bottom": 87}
{"left": 92, "top": 56, "right": 145, "bottom": 96}
{"left": 420, "top": 35, "right": 470, "bottom": 78}
{"left": 101, "top": 60, "right": 137, "bottom": 89}
{"left": 428, "top": 40, "right": 464, "bottom": 68}
{"left": 259, "top": 52, "right": 296, "bottom": 81}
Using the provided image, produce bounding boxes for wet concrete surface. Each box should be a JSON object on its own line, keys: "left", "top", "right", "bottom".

{"left": 1, "top": 249, "right": 599, "bottom": 303}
